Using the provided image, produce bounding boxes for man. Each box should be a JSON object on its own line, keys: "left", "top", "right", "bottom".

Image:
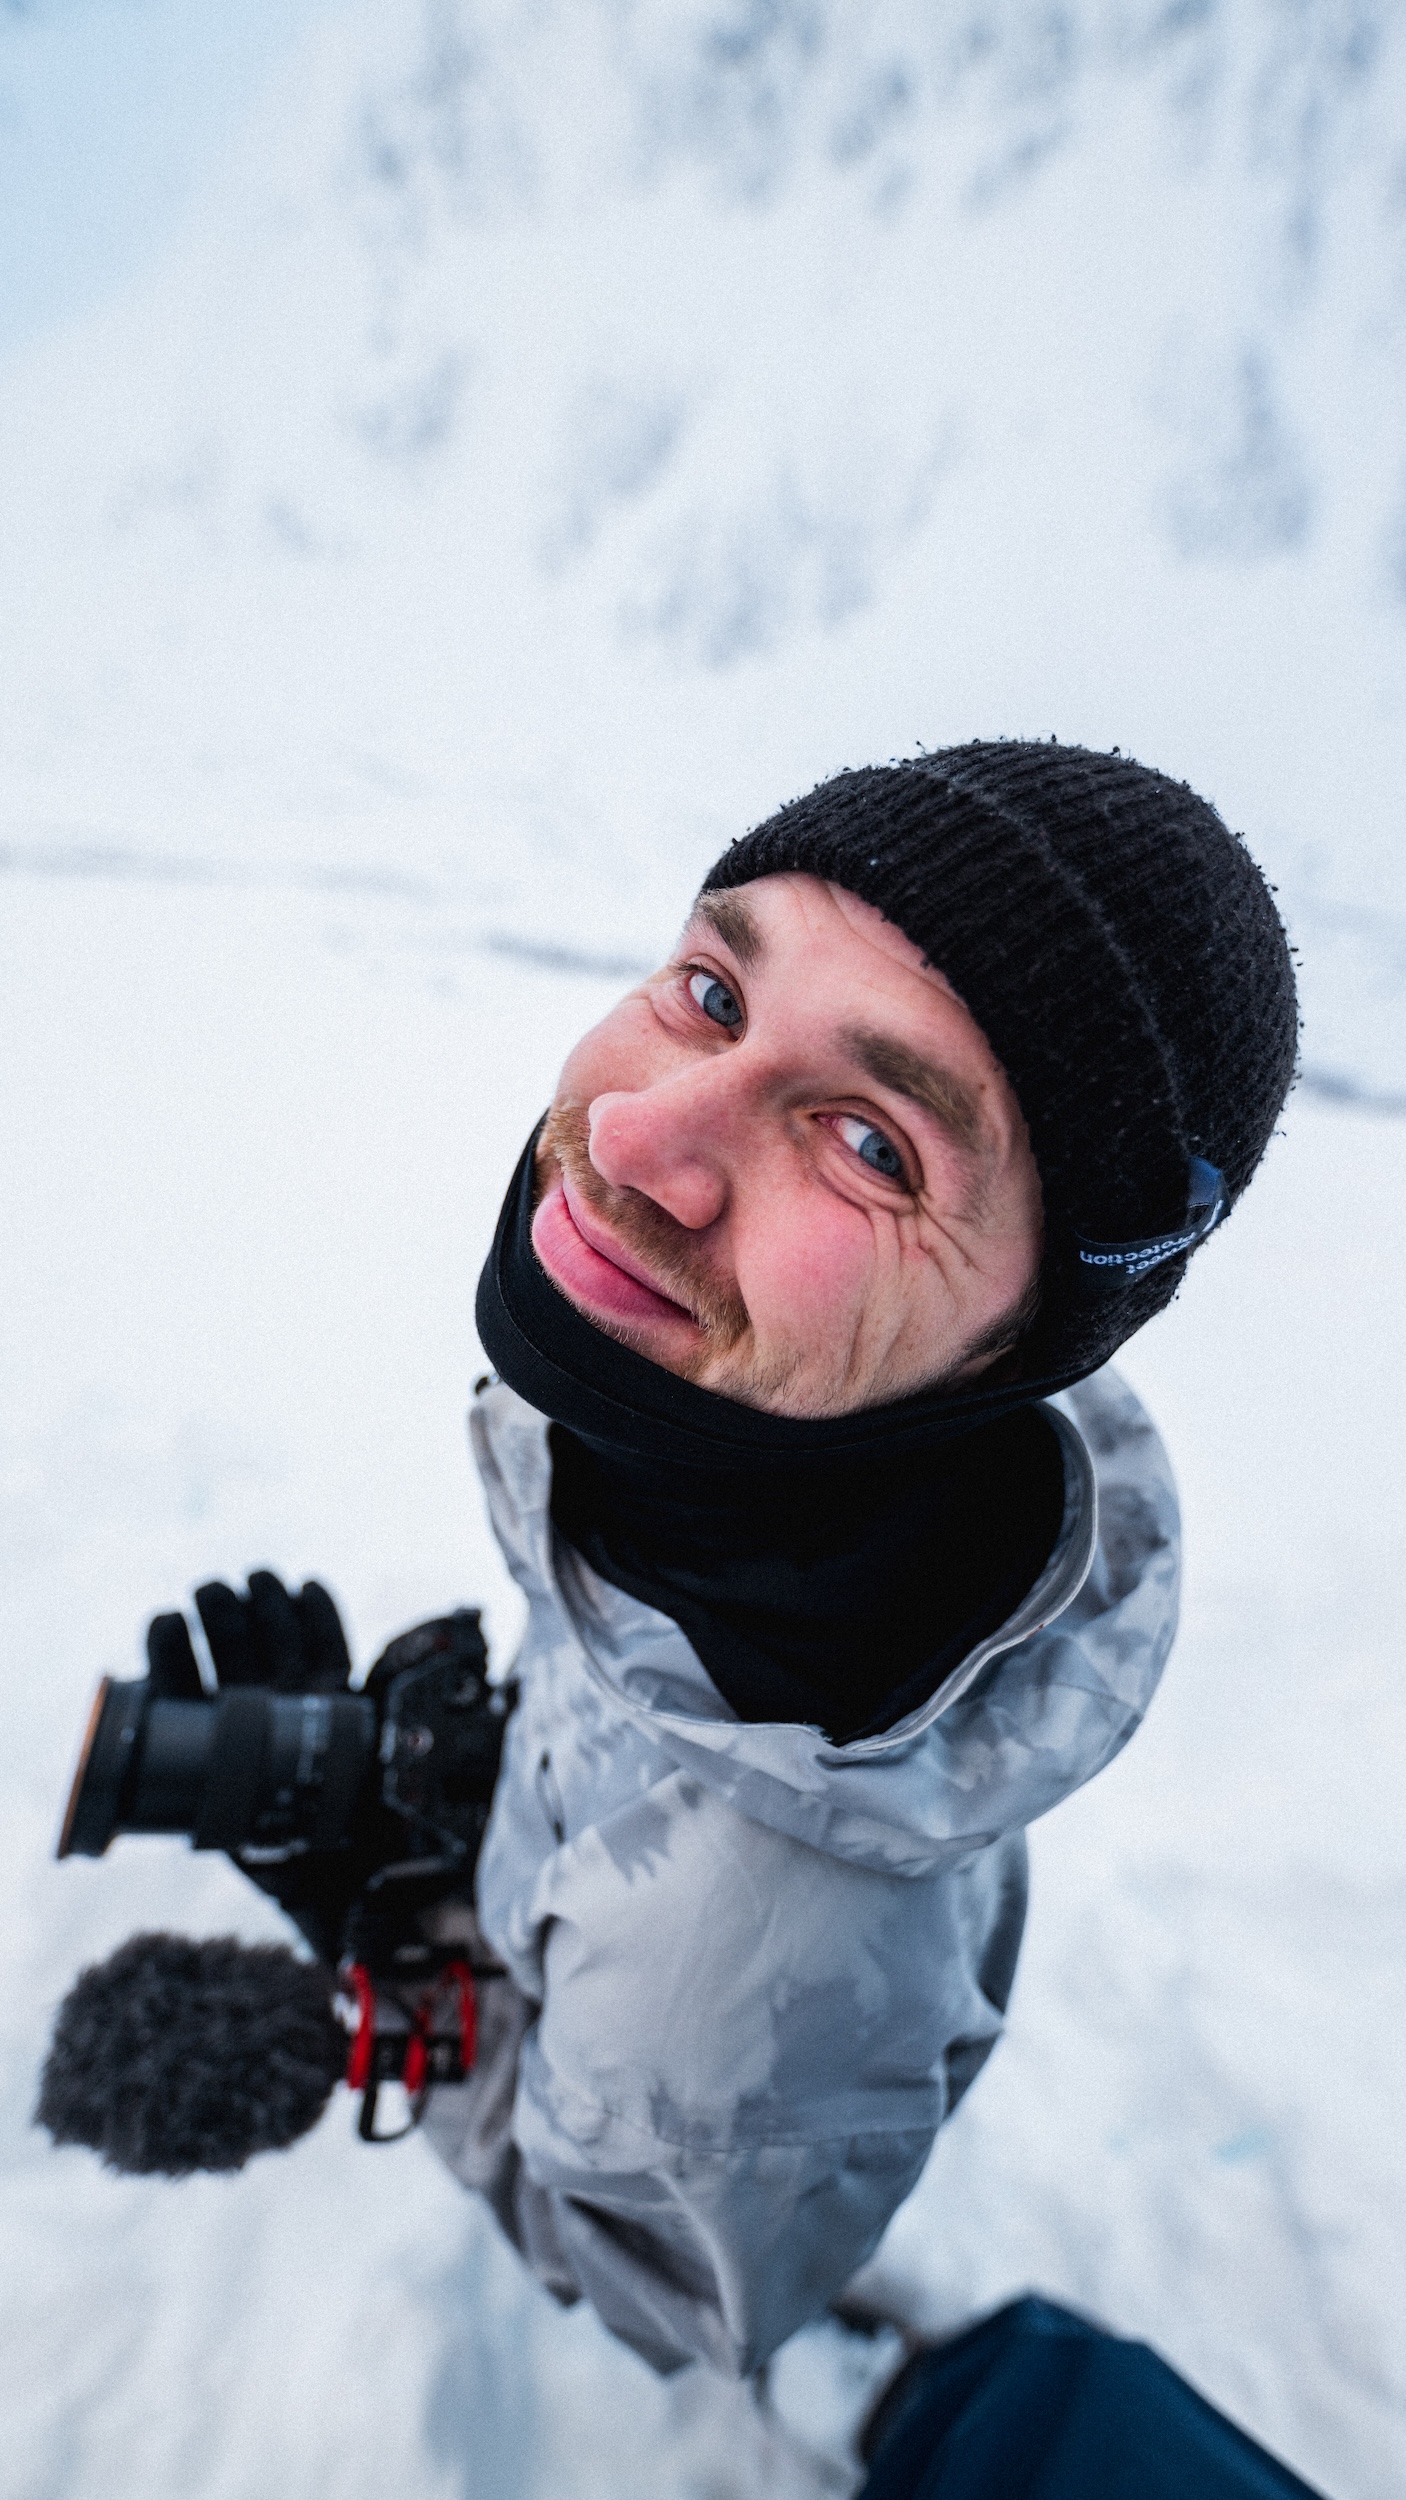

{"left": 70, "top": 741, "right": 1289, "bottom": 2372}
{"left": 405, "top": 739, "right": 1297, "bottom": 2375}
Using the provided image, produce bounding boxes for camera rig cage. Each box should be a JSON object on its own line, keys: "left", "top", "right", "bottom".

{"left": 52, "top": 1608, "right": 513, "bottom": 2150}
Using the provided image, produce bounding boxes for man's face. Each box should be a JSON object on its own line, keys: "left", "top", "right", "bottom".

{"left": 532, "top": 873, "right": 1043, "bottom": 1418}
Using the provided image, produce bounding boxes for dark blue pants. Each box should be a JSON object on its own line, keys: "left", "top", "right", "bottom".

{"left": 857, "top": 2297, "right": 1326, "bottom": 2500}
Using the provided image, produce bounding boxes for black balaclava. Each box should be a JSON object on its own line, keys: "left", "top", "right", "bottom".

{"left": 476, "top": 742, "right": 1299, "bottom": 1743}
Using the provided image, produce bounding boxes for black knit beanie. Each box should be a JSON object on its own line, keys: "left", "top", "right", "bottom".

{"left": 702, "top": 741, "right": 1298, "bottom": 1380}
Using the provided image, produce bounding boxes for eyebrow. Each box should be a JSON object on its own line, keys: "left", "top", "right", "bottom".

{"left": 689, "top": 890, "right": 765, "bottom": 969}
{"left": 845, "top": 1028, "right": 987, "bottom": 1154}
{"left": 678, "top": 909, "right": 990, "bottom": 1155}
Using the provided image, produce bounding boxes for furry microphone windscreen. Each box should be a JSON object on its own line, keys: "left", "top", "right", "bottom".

{"left": 36, "top": 1932, "right": 349, "bottom": 2175}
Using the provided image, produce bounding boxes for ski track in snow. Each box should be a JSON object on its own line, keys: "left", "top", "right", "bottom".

{"left": 2, "top": 4, "right": 1406, "bottom": 2496}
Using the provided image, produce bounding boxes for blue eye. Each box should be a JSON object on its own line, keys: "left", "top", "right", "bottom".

{"left": 688, "top": 970, "right": 742, "bottom": 1029}
{"left": 836, "top": 1115, "right": 904, "bottom": 1180}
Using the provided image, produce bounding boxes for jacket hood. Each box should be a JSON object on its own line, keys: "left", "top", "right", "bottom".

{"left": 469, "top": 1366, "right": 1180, "bottom": 1879}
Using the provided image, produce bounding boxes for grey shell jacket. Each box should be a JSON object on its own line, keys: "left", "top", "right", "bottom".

{"left": 421, "top": 1366, "right": 1180, "bottom": 2378}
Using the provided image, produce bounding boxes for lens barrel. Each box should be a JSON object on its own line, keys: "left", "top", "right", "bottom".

{"left": 57, "top": 1677, "right": 377, "bottom": 1860}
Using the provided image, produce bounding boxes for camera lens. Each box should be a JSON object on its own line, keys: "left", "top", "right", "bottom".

{"left": 57, "top": 1677, "right": 377, "bottom": 1861}
{"left": 57, "top": 1678, "right": 151, "bottom": 1858}
{"left": 129, "top": 1697, "right": 218, "bottom": 1831}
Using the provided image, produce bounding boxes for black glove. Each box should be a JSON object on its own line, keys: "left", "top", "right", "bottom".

{"left": 146, "top": 1568, "right": 352, "bottom": 1700}
{"left": 145, "top": 1568, "right": 377, "bottom": 1963}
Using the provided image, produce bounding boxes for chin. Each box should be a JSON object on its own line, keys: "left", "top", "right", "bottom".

{"left": 690, "top": 1346, "right": 847, "bottom": 1419}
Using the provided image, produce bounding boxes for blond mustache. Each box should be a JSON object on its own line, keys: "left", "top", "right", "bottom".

{"left": 536, "top": 1102, "right": 750, "bottom": 1353}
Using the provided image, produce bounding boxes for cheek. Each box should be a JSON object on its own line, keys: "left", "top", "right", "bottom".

{"left": 553, "top": 997, "right": 661, "bottom": 1103}
{"left": 734, "top": 1184, "right": 887, "bottom": 1333}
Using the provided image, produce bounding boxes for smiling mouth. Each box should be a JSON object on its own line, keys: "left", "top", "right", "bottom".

{"left": 531, "top": 1180, "right": 701, "bottom": 1333}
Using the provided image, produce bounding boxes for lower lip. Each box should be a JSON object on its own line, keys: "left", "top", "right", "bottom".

{"left": 532, "top": 1184, "right": 696, "bottom": 1331}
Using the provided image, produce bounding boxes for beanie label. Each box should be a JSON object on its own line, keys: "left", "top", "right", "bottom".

{"left": 1075, "top": 1159, "right": 1227, "bottom": 1289}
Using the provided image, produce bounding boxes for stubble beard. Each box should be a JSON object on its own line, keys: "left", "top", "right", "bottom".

{"left": 535, "top": 1101, "right": 764, "bottom": 1388}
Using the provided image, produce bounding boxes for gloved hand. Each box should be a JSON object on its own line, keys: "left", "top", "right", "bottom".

{"left": 145, "top": 1568, "right": 378, "bottom": 1964}
{"left": 143, "top": 1574, "right": 506, "bottom": 1971}
{"left": 146, "top": 1568, "right": 353, "bottom": 1700}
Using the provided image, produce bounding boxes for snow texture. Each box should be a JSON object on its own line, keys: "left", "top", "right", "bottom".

{"left": 1, "top": 2, "right": 1404, "bottom": 2494}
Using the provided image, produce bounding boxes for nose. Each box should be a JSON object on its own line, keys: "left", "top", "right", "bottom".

{"left": 587, "top": 1068, "right": 735, "bottom": 1231}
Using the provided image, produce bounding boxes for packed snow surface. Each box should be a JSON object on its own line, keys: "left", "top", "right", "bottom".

{"left": 2, "top": 4, "right": 1405, "bottom": 2495}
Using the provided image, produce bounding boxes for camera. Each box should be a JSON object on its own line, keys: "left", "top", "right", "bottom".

{"left": 59, "top": 1605, "right": 508, "bottom": 1903}
{"left": 43, "top": 1598, "right": 515, "bottom": 2168}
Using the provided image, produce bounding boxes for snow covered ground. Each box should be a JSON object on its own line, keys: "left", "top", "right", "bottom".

{"left": 2, "top": 4, "right": 1405, "bottom": 2494}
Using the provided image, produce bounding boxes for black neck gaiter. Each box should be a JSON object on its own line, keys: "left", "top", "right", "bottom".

{"left": 475, "top": 1130, "right": 1071, "bottom": 1744}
